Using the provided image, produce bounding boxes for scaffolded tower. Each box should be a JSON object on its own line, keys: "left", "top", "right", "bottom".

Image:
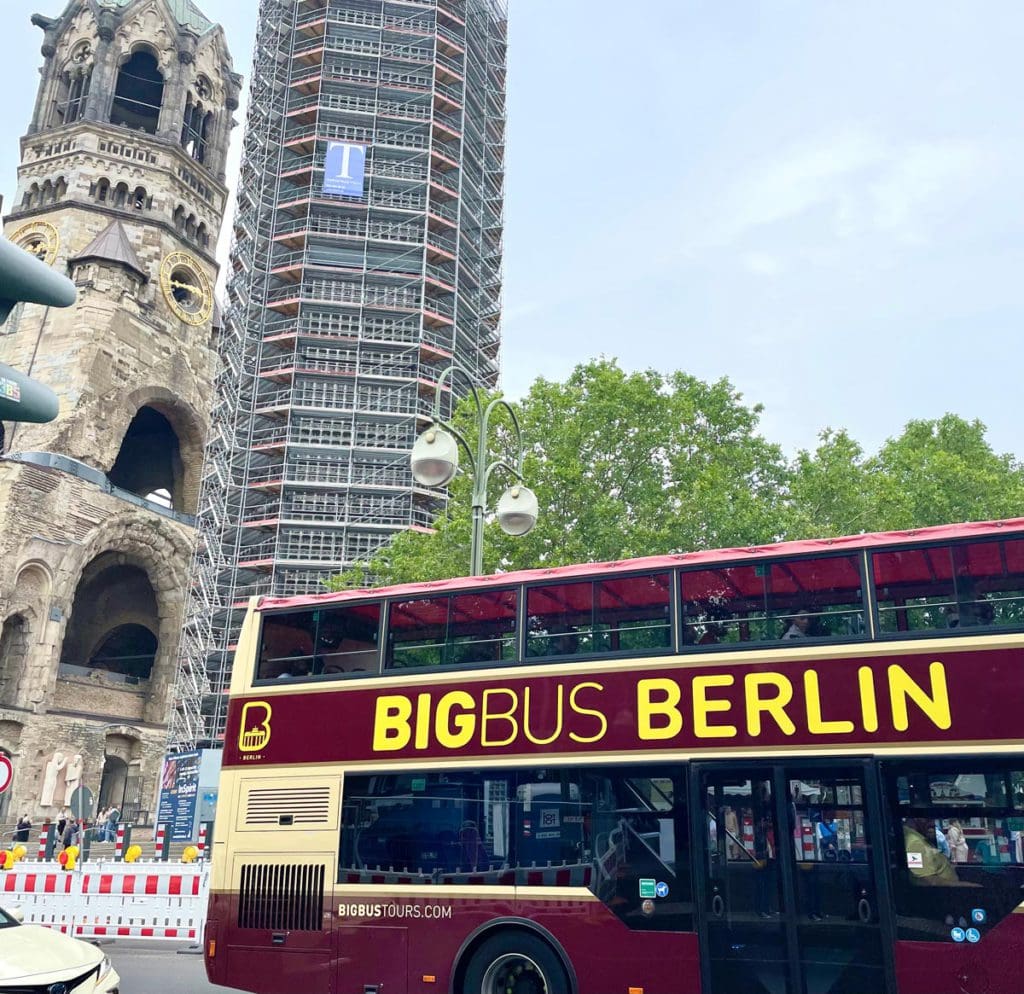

{"left": 171, "top": 0, "right": 508, "bottom": 747}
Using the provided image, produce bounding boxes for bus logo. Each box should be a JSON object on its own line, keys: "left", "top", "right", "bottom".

{"left": 239, "top": 701, "right": 272, "bottom": 752}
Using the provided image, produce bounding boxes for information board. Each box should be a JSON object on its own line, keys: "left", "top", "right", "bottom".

{"left": 156, "top": 751, "right": 200, "bottom": 842}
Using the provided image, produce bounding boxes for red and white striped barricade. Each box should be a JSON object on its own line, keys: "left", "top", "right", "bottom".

{"left": 153, "top": 823, "right": 168, "bottom": 861}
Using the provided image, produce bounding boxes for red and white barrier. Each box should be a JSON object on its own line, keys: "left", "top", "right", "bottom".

{"left": 801, "top": 820, "right": 817, "bottom": 861}
{"left": 0, "top": 862, "right": 208, "bottom": 942}
{"left": 153, "top": 824, "right": 167, "bottom": 861}
{"left": 36, "top": 827, "right": 49, "bottom": 862}
{"left": 113, "top": 824, "right": 127, "bottom": 861}
{"left": 741, "top": 816, "right": 756, "bottom": 855}
{"left": 197, "top": 822, "right": 208, "bottom": 862}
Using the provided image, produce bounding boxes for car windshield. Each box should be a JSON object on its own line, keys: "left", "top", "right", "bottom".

{"left": 0, "top": 907, "right": 21, "bottom": 928}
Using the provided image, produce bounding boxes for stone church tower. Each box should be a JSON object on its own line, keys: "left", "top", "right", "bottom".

{"left": 0, "top": 0, "right": 239, "bottom": 828}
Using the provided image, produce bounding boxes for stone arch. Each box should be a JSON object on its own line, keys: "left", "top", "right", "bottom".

{"left": 95, "top": 177, "right": 110, "bottom": 203}
{"left": 110, "top": 47, "right": 164, "bottom": 134}
{"left": 54, "top": 520, "right": 186, "bottom": 726}
{"left": 99, "top": 728, "right": 144, "bottom": 820}
{"left": 131, "top": 185, "right": 147, "bottom": 210}
{"left": 0, "top": 562, "right": 52, "bottom": 710}
{"left": 0, "top": 614, "right": 31, "bottom": 709}
{"left": 173, "top": 204, "right": 185, "bottom": 230}
{"left": 108, "top": 391, "right": 204, "bottom": 514}
{"left": 21, "top": 183, "right": 40, "bottom": 209}
{"left": 113, "top": 181, "right": 129, "bottom": 208}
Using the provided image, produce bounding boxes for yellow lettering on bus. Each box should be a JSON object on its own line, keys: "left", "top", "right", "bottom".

{"left": 373, "top": 695, "right": 413, "bottom": 752}
{"left": 637, "top": 678, "right": 683, "bottom": 741}
{"left": 415, "top": 693, "right": 431, "bottom": 750}
{"left": 481, "top": 688, "right": 519, "bottom": 747}
{"left": 523, "top": 685, "right": 563, "bottom": 745}
{"left": 804, "top": 670, "right": 855, "bottom": 734}
{"left": 888, "top": 662, "right": 951, "bottom": 731}
{"left": 744, "top": 673, "right": 796, "bottom": 736}
{"left": 692, "top": 674, "right": 737, "bottom": 738}
{"left": 434, "top": 690, "right": 476, "bottom": 749}
{"left": 858, "top": 666, "right": 879, "bottom": 733}
{"left": 568, "top": 682, "right": 607, "bottom": 743}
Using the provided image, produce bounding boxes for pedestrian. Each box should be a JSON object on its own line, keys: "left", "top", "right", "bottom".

{"left": 104, "top": 806, "right": 119, "bottom": 842}
{"left": 56, "top": 807, "right": 69, "bottom": 840}
{"left": 61, "top": 818, "right": 78, "bottom": 850}
{"left": 14, "top": 813, "right": 31, "bottom": 844}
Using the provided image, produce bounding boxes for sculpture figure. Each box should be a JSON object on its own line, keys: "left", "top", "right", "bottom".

{"left": 63, "top": 753, "right": 84, "bottom": 805}
{"left": 40, "top": 751, "right": 67, "bottom": 807}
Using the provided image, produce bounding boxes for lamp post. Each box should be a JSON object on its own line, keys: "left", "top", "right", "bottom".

{"left": 410, "top": 363, "right": 538, "bottom": 576}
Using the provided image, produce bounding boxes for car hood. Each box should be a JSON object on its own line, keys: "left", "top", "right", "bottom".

{"left": 0, "top": 923, "right": 102, "bottom": 982}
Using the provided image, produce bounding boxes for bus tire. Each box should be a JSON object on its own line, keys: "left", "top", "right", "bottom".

{"left": 462, "top": 931, "right": 569, "bottom": 994}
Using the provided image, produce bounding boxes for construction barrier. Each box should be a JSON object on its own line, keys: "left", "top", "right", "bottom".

{"left": 0, "top": 862, "right": 208, "bottom": 941}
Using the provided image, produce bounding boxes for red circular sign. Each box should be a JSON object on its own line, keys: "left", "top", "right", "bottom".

{"left": 0, "top": 755, "right": 12, "bottom": 794}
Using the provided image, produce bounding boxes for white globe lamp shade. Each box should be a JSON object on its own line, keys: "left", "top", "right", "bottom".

{"left": 411, "top": 428, "right": 459, "bottom": 487}
{"left": 497, "top": 485, "right": 538, "bottom": 536}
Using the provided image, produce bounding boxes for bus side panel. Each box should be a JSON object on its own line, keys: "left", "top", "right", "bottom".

{"left": 515, "top": 897, "right": 701, "bottom": 994}
{"left": 895, "top": 914, "right": 1024, "bottom": 994}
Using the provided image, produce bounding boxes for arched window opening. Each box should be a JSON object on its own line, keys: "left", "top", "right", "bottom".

{"left": 54, "top": 177, "right": 67, "bottom": 200}
{"left": 185, "top": 214, "right": 197, "bottom": 239}
{"left": 113, "top": 182, "right": 128, "bottom": 208}
{"left": 196, "top": 222, "right": 208, "bottom": 248}
{"left": 96, "top": 178, "right": 110, "bottom": 203}
{"left": 110, "top": 50, "right": 164, "bottom": 134}
{"left": 22, "top": 183, "right": 39, "bottom": 208}
{"left": 40, "top": 180, "right": 53, "bottom": 204}
{"left": 64, "top": 67, "right": 92, "bottom": 124}
{"left": 0, "top": 613, "right": 30, "bottom": 707}
{"left": 173, "top": 204, "right": 185, "bottom": 230}
{"left": 59, "top": 556, "right": 159, "bottom": 684}
{"left": 108, "top": 406, "right": 183, "bottom": 509}
{"left": 132, "top": 185, "right": 147, "bottom": 210}
{"left": 89, "top": 624, "right": 158, "bottom": 681}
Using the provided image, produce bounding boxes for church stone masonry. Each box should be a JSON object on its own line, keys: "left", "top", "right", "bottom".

{"left": 0, "top": 0, "right": 239, "bottom": 829}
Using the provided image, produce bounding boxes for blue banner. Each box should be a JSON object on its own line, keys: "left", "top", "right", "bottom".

{"left": 156, "top": 751, "right": 200, "bottom": 842}
{"left": 324, "top": 141, "right": 367, "bottom": 197}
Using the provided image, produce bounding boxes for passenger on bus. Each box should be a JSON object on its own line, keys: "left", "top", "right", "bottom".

{"left": 903, "top": 817, "right": 976, "bottom": 886}
{"left": 781, "top": 611, "right": 811, "bottom": 640}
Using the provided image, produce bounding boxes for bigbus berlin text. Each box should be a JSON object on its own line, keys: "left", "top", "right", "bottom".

{"left": 372, "top": 660, "right": 951, "bottom": 753}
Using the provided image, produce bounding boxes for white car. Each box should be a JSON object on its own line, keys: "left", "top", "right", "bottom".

{"left": 0, "top": 905, "right": 120, "bottom": 992}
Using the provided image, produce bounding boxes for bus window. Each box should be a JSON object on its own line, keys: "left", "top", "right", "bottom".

{"left": 525, "top": 572, "right": 671, "bottom": 659}
{"left": 257, "top": 610, "right": 316, "bottom": 680}
{"left": 385, "top": 589, "right": 517, "bottom": 670}
{"left": 680, "top": 554, "right": 865, "bottom": 648}
{"left": 315, "top": 602, "right": 381, "bottom": 676}
{"left": 874, "top": 537, "right": 1024, "bottom": 635}
{"left": 883, "top": 760, "right": 1024, "bottom": 941}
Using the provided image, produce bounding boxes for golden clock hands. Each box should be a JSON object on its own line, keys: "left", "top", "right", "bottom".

{"left": 168, "top": 279, "right": 202, "bottom": 295}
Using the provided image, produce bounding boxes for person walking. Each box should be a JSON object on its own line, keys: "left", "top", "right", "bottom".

{"left": 14, "top": 814, "right": 31, "bottom": 844}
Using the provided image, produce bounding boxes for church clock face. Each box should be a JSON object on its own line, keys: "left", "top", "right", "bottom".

{"left": 160, "top": 251, "right": 213, "bottom": 326}
{"left": 10, "top": 221, "right": 60, "bottom": 266}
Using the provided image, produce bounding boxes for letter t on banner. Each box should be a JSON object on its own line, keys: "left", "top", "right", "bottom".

{"left": 324, "top": 141, "right": 367, "bottom": 197}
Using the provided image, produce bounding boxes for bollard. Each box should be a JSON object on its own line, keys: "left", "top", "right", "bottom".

{"left": 114, "top": 822, "right": 132, "bottom": 862}
{"left": 38, "top": 824, "right": 56, "bottom": 862}
{"left": 154, "top": 823, "right": 169, "bottom": 861}
{"left": 197, "top": 821, "right": 214, "bottom": 862}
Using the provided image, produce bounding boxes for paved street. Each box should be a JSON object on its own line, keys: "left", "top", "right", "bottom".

{"left": 104, "top": 940, "right": 235, "bottom": 994}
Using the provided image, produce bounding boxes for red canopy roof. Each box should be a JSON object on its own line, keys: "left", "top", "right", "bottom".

{"left": 257, "top": 518, "right": 1024, "bottom": 613}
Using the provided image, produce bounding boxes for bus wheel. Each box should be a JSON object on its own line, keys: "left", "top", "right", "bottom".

{"left": 463, "top": 932, "right": 568, "bottom": 994}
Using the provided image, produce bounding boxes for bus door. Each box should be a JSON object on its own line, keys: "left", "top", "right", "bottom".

{"left": 692, "top": 762, "right": 895, "bottom": 994}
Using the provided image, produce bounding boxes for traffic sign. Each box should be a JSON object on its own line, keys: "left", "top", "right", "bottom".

{"left": 0, "top": 755, "right": 12, "bottom": 794}
{"left": 69, "top": 785, "right": 94, "bottom": 822}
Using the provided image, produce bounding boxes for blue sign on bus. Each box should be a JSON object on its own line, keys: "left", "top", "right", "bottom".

{"left": 324, "top": 141, "right": 367, "bottom": 197}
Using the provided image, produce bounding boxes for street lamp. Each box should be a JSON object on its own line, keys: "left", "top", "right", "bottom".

{"left": 411, "top": 363, "right": 538, "bottom": 576}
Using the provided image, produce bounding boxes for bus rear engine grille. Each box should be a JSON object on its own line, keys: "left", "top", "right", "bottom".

{"left": 238, "top": 862, "right": 326, "bottom": 931}
{"left": 245, "top": 786, "right": 332, "bottom": 826}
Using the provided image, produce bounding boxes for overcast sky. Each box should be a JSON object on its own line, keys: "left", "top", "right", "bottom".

{"left": 3, "top": 1, "right": 1021, "bottom": 459}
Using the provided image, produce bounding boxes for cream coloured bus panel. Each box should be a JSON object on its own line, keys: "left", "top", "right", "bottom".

{"left": 234, "top": 775, "right": 340, "bottom": 834}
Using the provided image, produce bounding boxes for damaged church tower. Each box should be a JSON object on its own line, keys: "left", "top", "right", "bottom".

{"left": 0, "top": 0, "right": 239, "bottom": 826}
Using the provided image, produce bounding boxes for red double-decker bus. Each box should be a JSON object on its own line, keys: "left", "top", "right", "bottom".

{"left": 205, "top": 519, "right": 1024, "bottom": 994}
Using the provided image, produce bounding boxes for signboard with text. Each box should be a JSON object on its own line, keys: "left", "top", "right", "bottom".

{"left": 156, "top": 751, "right": 200, "bottom": 841}
{"left": 323, "top": 141, "right": 367, "bottom": 197}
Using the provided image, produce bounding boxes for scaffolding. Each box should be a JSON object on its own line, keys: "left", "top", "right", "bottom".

{"left": 170, "top": 0, "right": 508, "bottom": 748}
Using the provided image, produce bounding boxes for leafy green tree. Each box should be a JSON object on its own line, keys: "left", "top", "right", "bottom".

{"left": 784, "top": 415, "right": 1024, "bottom": 536}
{"left": 868, "top": 415, "right": 1024, "bottom": 529}
{"left": 339, "top": 359, "right": 789, "bottom": 586}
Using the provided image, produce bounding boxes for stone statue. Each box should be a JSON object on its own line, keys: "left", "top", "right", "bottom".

{"left": 62, "top": 753, "right": 84, "bottom": 805}
{"left": 40, "top": 751, "right": 67, "bottom": 807}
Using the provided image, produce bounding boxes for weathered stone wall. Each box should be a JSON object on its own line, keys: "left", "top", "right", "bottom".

{"left": 0, "top": 0, "right": 237, "bottom": 832}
